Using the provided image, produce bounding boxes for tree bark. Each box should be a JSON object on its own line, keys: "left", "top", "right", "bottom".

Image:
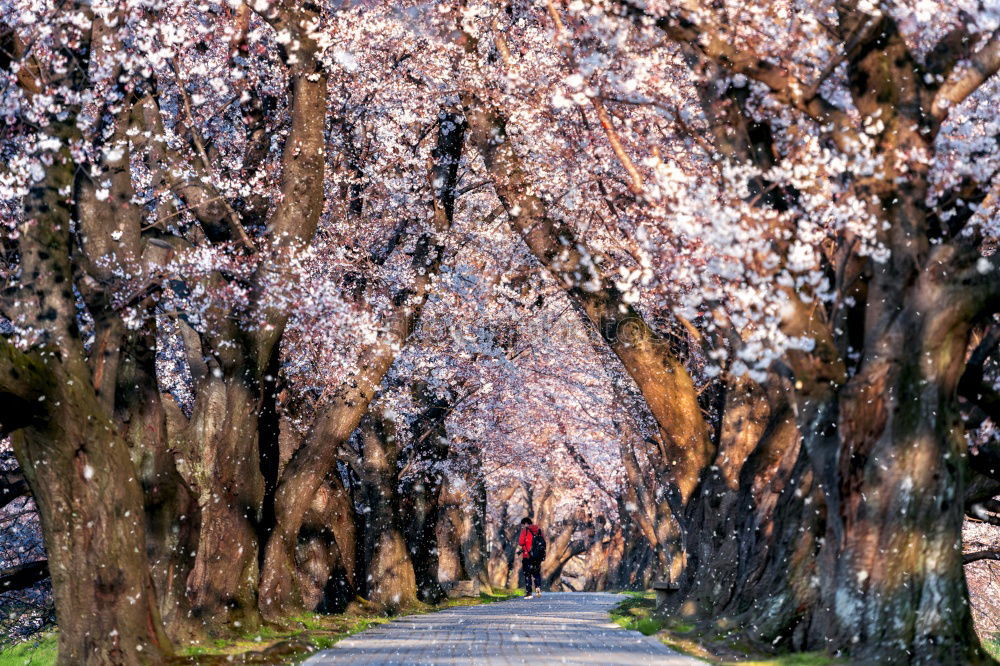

{"left": 259, "top": 402, "right": 365, "bottom": 620}
{"left": 118, "top": 326, "right": 201, "bottom": 642}
{"left": 359, "top": 416, "right": 418, "bottom": 612}
{"left": 7, "top": 347, "right": 173, "bottom": 664}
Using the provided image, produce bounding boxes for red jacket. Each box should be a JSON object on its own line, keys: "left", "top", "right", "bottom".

{"left": 518, "top": 524, "right": 540, "bottom": 560}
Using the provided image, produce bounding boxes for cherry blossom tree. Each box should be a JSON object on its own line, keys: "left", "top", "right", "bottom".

{"left": 3, "top": 0, "right": 1000, "bottom": 664}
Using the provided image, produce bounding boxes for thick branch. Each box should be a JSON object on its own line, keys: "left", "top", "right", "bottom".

{"left": 250, "top": 68, "right": 330, "bottom": 369}
{"left": 964, "top": 550, "right": 1000, "bottom": 565}
{"left": 610, "top": 0, "right": 848, "bottom": 128}
{"left": 135, "top": 95, "right": 252, "bottom": 248}
{"left": 545, "top": 1, "right": 645, "bottom": 195}
{"left": 932, "top": 31, "right": 1000, "bottom": 122}
{"left": 968, "top": 511, "right": 1000, "bottom": 527}
{"left": 0, "top": 559, "right": 49, "bottom": 593}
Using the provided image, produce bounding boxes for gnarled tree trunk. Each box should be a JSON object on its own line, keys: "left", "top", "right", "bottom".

{"left": 804, "top": 271, "right": 987, "bottom": 663}
{"left": 118, "top": 326, "right": 202, "bottom": 642}
{"left": 171, "top": 357, "right": 267, "bottom": 633}
{"left": 7, "top": 350, "right": 173, "bottom": 665}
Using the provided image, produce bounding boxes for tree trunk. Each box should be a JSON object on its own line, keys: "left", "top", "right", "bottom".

{"left": 672, "top": 375, "right": 819, "bottom": 639}
{"left": 360, "top": 416, "right": 418, "bottom": 612}
{"left": 806, "top": 277, "right": 988, "bottom": 664}
{"left": 402, "top": 474, "right": 446, "bottom": 602}
{"left": 295, "top": 476, "right": 356, "bottom": 613}
{"left": 260, "top": 456, "right": 357, "bottom": 619}
{"left": 142, "top": 15, "right": 331, "bottom": 633}
{"left": 436, "top": 502, "right": 465, "bottom": 585}
{"left": 485, "top": 484, "right": 524, "bottom": 589}
{"left": 163, "top": 325, "right": 270, "bottom": 634}
{"left": 259, "top": 404, "right": 364, "bottom": 620}
{"left": 118, "top": 327, "right": 201, "bottom": 642}
{"left": 177, "top": 368, "right": 265, "bottom": 634}
{"left": 400, "top": 382, "right": 450, "bottom": 603}
{"left": 9, "top": 352, "right": 173, "bottom": 664}
{"left": 612, "top": 497, "right": 653, "bottom": 590}
{"left": 463, "top": 474, "right": 492, "bottom": 592}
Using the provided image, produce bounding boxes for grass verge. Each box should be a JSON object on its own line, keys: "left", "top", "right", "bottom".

{"left": 0, "top": 632, "right": 57, "bottom": 666}
{"left": 984, "top": 634, "right": 1000, "bottom": 660}
{"left": 177, "top": 589, "right": 522, "bottom": 664}
{"left": 609, "top": 593, "right": 838, "bottom": 666}
{"left": 0, "top": 590, "right": 523, "bottom": 666}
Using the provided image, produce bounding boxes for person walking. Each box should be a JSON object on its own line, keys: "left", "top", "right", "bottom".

{"left": 517, "top": 517, "right": 546, "bottom": 599}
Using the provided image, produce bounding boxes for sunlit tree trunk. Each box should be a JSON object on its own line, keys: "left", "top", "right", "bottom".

{"left": 801, "top": 269, "right": 987, "bottom": 663}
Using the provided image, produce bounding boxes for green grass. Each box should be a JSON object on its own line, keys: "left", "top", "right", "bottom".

{"left": 984, "top": 634, "right": 1000, "bottom": 661}
{"left": 609, "top": 592, "right": 667, "bottom": 636}
{"left": 177, "top": 612, "right": 388, "bottom": 661}
{"left": 178, "top": 588, "right": 524, "bottom": 663}
{"left": 608, "top": 595, "right": 838, "bottom": 665}
{"left": 0, "top": 632, "right": 58, "bottom": 666}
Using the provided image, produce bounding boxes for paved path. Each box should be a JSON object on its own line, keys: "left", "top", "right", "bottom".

{"left": 303, "top": 592, "right": 701, "bottom": 665}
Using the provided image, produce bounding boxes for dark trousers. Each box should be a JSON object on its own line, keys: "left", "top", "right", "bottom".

{"left": 523, "top": 558, "right": 542, "bottom": 595}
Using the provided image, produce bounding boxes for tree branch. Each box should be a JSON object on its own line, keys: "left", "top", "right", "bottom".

{"left": 0, "top": 559, "right": 49, "bottom": 593}
{"left": 932, "top": 31, "right": 1000, "bottom": 122}
{"left": 168, "top": 63, "right": 255, "bottom": 252}
{"left": 609, "top": 0, "right": 849, "bottom": 128}
{"left": 964, "top": 550, "right": 1000, "bottom": 565}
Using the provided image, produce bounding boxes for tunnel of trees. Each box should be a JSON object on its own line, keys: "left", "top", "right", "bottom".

{"left": 1, "top": 0, "right": 1000, "bottom": 664}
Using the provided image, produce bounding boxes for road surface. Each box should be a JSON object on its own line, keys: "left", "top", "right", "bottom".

{"left": 303, "top": 591, "right": 702, "bottom": 665}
